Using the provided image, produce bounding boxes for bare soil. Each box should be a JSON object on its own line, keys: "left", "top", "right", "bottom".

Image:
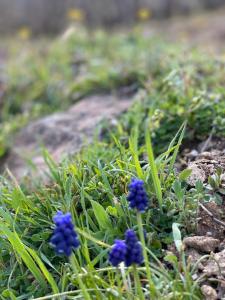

{"left": 144, "top": 8, "right": 225, "bottom": 52}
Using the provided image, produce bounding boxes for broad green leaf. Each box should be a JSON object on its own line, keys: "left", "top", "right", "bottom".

{"left": 91, "top": 200, "right": 112, "bottom": 230}
{"left": 172, "top": 223, "right": 182, "bottom": 252}
{"left": 179, "top": 169, "right": 192, "bottom": 181}
{"left": 164, "top": 253, "right": 178, "bottom": 265}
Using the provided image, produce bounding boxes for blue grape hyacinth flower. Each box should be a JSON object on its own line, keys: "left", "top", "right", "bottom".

{"left": 109, "top": 240, "right": 127, "bottom": 267}
{"left": 127, "top": 178, "right": 149, "bottom": 212}
{"left": 50, "top": 211, "right": 80, "bottom": 257}
{"left": 125, "top": 229, "right": 143, "bottom": 266}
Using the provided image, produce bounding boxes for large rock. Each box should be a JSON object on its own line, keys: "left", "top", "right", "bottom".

{"left": 3, "top": 94, "right": 133, "bottom": 179}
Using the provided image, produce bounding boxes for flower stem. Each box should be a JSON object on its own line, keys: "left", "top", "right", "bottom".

{"left": 115, "top": 269, "right": 123, "bottom": 300}
{"left": 119, "top": 263, "right": 133, "bottom": 300}
{"left": 137, "top": 212, "right": 156, "bottom": 297}
{"left": 70, "top": 253, "right": 91, "bottom": 300}
{"left": 133, "top": 265, "right": 145, "bottom": 300}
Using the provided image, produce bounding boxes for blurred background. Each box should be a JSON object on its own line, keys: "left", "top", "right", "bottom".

{"left": 0, "top": 0, "right": 225, "bottom": 34}
{"left": 0, "top": 0, "right": 225, "bottom": 179}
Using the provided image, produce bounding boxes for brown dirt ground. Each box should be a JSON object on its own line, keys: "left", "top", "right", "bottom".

{"left": 143, "top": 7, "right": 225, "bottom": 53}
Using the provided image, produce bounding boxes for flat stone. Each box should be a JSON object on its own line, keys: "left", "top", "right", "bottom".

{"left": 3, "top": 94, "right": 133, "bottom": 180}
{"left": 203, "top": 249, "right": 225, "bottom": 276}
{"left": 201, "top": 285, "right": 217, "bottom": 300}
{"left": 183, "top": 236, "right": 220, "bottom": 253}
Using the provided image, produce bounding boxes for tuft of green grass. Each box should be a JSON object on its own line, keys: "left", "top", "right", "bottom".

{"left": 0, "top": 127, "right": 203, "bottom": 298}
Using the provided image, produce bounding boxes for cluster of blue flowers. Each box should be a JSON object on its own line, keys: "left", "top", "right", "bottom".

{"left": 127, "top": 178, "right": 149, "bottom": 212}
{"left": 50, "top": 211, "right": 80, "bottom": 257}
{"left": 108, "top": 178, "right": 148, "bottom": 266}
{"left": 50, "top": 178, "right": 148, "bottom": 267}
{"left": 109, "top": 229, "right": 143, "bottom": 267}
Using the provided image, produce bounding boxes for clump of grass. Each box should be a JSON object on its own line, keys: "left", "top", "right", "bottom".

{"left": 0, "top": 126, "right": 203, "bottom": 299}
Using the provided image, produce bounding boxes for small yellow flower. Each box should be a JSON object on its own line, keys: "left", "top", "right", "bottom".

{"left": 137, "top": 8, "right": 152, "bottom": 21}
{"left": 17, "top": 27, "right": 31, "bottom": 40}
{"left": 67, "top": 8, "right": 85, "bottom": 22}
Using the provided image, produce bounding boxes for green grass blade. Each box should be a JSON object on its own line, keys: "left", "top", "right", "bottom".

{"left": 145, "top": 122, "right": 163, "bottom": 210}
{"left": 168, "top": 121, "right": 187, "bottom": 174}
{"left": 0, "top": 225, "right": 47, "bottom": 289}
{"left": 97, "top": 160, "right": 114, "bottom": 198}
{"left": 129, "top": 127, "right": 144, "bottom": 179}
{"left": 76, "top": 227, "right": 110, "bottom": 248}
{"left": 27, "top": 248, "right": 59, "bottom": 294}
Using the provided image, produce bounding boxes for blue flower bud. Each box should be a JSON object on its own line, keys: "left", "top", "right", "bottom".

{"left": 50, "top": 211, "right": 80, "bottom": 257}
{"left": 127, "top": 178, "right": 149, "bottom": 212}
{"left": 109, "top": 240, "right": 127, "bottom": 267}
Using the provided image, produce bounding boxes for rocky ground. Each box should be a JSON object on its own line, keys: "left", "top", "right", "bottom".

{"left": 2, "top": 94, "right": 134, "bottom": 179}
{"left": 179, "top": 141, "right": 225, "bottom": 299}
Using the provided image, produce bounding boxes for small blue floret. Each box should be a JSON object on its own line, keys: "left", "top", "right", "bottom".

{"left": 127, "top": 178, "right": 149, "bottom": 212}
{"left": 125, "top": 229, "right": 143, "bottom": 266}
{"left": 109, "top": 240, "right": 127, "bottom": 267}
{"left": 50, "top": 211, "right": 80, "bottom": 257}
